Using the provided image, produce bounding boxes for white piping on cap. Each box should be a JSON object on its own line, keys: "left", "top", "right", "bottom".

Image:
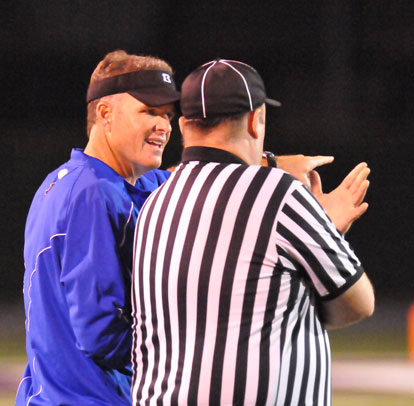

{"left": 219, "top": 60, "right": 253, "bottom": 111}
{"left": 220, "top": 59, "right": 256, "bottom": 70}
{"left": 200, "top": 60, "right": 218, "bottom": 118}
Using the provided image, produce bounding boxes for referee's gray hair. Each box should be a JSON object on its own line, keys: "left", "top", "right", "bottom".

{"left": 184, "top": 111, "right": 249, "bottom": 131}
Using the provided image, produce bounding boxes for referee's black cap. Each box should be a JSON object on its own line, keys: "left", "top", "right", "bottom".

{"left": 180, "top": 59, "right": 281, "bottom": 119}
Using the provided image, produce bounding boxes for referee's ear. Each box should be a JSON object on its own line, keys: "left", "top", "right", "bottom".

{"left": 247, "top": 109, "right": 260, "bottom": 140}
{"left": 178, "top": 116, "right": 187, "bottom": 136}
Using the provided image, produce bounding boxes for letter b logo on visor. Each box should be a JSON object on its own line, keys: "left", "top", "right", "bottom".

{"left": 162, "top": 73, "right": 172, "bottom": 83}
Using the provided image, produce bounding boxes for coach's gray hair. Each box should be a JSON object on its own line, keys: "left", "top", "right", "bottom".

{"left": 86, "top": 50, "right": 174, "bottom": 136}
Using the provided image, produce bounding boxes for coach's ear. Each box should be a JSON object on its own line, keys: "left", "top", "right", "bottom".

{"left": 96, "top": 100, "right": 113, "bottom": 136}
{"left": 96, "top": 101, "right": 112, "bottom": 123}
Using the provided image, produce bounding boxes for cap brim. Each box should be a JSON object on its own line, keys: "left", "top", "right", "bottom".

{"left": 128, "top": 88, "right": 181, "bottom": 107}
{"left": 265, "top": 97, "right": 282, "bottom": 107}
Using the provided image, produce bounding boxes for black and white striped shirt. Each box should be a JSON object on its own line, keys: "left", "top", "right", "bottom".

{"left": 131, "top": 147, "right": 364, "bottom": 406}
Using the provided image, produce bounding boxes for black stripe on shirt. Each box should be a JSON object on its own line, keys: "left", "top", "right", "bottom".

{"left": 132, "top": 182, "right": 165, "bottom": 403}
{"left": 233, "top": 172, "right": 293, "bottom": 405}
{"left": 297, "top": 294, "right": 314, "bottom": 404}
{"left": 291, "top": 188, "right": 359, "bottom": 267}
{"left": 144, "top": 163, "right": 207, "bottom": 405}
{"left": 322, "top": 323, "right": 331, "bottom": 406}
{"left": 146, "top": 180, "right": 180, "bottom": 401}
{"left": 167, "top": 162, "right": 218, "bottom": 405}
{"left": 282, "top": 203, "right": 352, "bottom": 283}
{"left": 274, "top": 273, "right": 301, "bottom": 405}
{"left": 277, "top": 222, "right": 339, "bottom": 295}
{"left": 312, "top": 312, "right": 322, "bottom": 405}
{"left": 208, "top": 167, "right": 271, "bottom": 405}
{"left": 283, "top": 291, "right": 308, "bottom": 405}
{"left": 255, "top": 265, "right": 282, "bottom": 405}
{"left": 187, "top": 164, "right": 248, "bottom": 405}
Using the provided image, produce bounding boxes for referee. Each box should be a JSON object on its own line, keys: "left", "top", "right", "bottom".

{"left": 131, "top": 59, "right": 375, "bottom": 406}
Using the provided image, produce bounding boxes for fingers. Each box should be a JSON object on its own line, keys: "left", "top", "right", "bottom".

{"left": 339, "top": 202, "right": 369, "bottom": 234}
{"left": 351, "top": 202, "right": 369, "bottom": 223}
{"left": 352, "top": 178, "right": 370, "bottom": 206}
{"left": 349, "top": 167, "right": 370, "bottom": 194}
{"left": 341, "top": 162, "right": 368, "bottom": 189}
{"left": 307, "top": 155, "right": 334, "bottom": 171}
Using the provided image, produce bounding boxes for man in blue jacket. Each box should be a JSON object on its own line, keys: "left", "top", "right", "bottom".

{"left": 16, "top": 50, "right": 180, "bottom": 405}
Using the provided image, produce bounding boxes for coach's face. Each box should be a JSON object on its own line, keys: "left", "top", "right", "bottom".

{"left": 107, "top": 93, "right": 174, "bottom": 180}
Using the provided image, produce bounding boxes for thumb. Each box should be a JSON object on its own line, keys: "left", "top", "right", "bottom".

{"left": 310, "top": 170, "right": 323, "bottom": 196}
{"left": 307, "top": 155, "right": 334, "bottom": 171}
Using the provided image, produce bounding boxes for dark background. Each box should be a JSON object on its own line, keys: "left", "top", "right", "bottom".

{"left": 1, "top": 0, "right": 412, "bottom": 306}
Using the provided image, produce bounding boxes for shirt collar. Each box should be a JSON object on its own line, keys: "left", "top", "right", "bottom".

{"left": 71, "top": 148, "right": 124, "bottom": 181}
{"left": 71, "top": 148, "right": 154, "bottom": 192}
{"left": 181, "top": 146, "right": 247, "bottom": 165}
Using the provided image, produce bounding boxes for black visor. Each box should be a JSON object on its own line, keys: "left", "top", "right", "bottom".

{"left": 86, "top": 70, "right": 180, "bottom": 106}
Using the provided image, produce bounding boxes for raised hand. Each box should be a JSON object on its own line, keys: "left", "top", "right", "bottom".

{"left": 310, "top": 162, "right": 370, "bottom": 234}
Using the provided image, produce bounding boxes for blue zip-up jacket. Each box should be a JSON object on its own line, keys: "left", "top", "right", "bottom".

{"left": 16, "top": 149, "right": 170, "bottom": 405}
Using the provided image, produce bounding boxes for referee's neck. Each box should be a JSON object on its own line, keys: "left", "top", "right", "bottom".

{"left": 182, "top": 133, "right": 262, "bottom": 166}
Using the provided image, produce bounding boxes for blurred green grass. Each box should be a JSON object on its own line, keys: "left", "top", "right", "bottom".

{"left": 329, "top": 299, "right": 408, "bottom": 359}
{"left": 330, "top": 327, "right": 407, "bottom": 359}
{"left": 333, "top": 392, "right": 414, "bottom": 405}
{"left": 2, "top": 392, "right": 414, "bottom": 406}
{"left": 0, "top": 333, "right": 25, "bottom": 361}
{"left": 0, "top": 393, "right": 15, "bottom": 406}
{"left": 0, "top": 302, "right": 25, "bottom": 361}
{"left": 1, "top": 301, "right": 409, "bottom": 359}
{"left": 1, "top": 300, "right": 412, "bottom": 405}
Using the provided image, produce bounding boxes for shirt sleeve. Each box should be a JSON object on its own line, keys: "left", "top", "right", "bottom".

{"left": 275, "top": 181, "right": 364, "bottom": 300}
{"left": 60, "top": 181, "right": 132, "bottom": 369}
